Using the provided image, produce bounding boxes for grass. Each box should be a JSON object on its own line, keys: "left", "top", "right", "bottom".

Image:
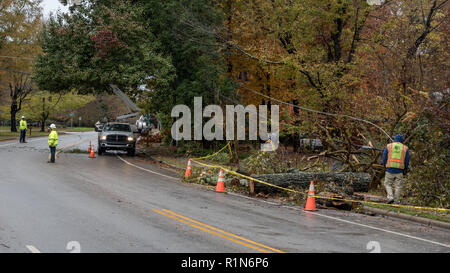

{"left": 0, "top": 127, "right": 49, "bottom": 140}
{"left": 364, "top": 203, "right": 450, "bottom": 223}
{"left": 0, "top": 126, "right": 93, "bottom": 141}
{"left": 59, "top": 127, "right": 94, "bottom": 132}
{"left": 64, "top": 148, "right": 89, "bottom": 154}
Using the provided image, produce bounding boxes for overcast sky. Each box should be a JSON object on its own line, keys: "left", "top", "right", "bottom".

{"left": 41, "top": 0, "right": 69, "bottom": 17}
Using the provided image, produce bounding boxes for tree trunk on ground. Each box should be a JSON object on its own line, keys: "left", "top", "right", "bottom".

{"left": 252, "top": 172, "right": 371, "bottom": 193}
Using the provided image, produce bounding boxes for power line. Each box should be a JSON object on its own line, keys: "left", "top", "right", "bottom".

{"left": 220, "top": 92, "right": 384, "bottom": 150}
{"left": 238, "top": 84, "right": 394, "bottom": 141}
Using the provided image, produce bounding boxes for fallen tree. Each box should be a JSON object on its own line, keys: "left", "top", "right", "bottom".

{"left": 252, "top": 172, "right": 371, "bottom": 194}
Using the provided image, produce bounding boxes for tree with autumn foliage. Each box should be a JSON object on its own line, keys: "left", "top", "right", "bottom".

{"left": 0, "top": 0, "right": 42, "bottom": 132}
{"left": 32, "top": 0, "right": 449, "bottom": 206}
{"left": 220, "top": 0, "right": 448, "bottom": 205}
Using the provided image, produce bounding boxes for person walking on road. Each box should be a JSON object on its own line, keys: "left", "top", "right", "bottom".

{"left": 48, "top": 124, "right": 58, "bottom": 163}
{"left": 382, "top": 134, "right": 410, "bottom": 204}
{"left": 19, "top": 116, "right": 27, "bottom": 143}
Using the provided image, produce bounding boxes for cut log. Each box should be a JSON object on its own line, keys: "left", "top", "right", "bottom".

{"left": 252, "top": 172, "right": 371, "bottom": 193}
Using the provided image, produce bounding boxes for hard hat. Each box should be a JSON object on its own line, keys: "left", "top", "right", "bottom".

{"left": 50, "top": 124, "right": 56, "bottom": 129}
{"left": 21, "top": 116, "right": 25, "bottom": 119}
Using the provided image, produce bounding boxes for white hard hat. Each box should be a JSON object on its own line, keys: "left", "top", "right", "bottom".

{"left": 21, "top": 116, "right": 25, "bottom": 119}
{"left": 50, "top": 124, "right": 56, "bottom": 129}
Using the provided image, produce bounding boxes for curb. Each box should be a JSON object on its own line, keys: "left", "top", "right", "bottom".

{"left": 137, "top": 149, "right": 184, "bottom": 171}
{"left": 361, "top": 206, "right": 450, "bottom": 230}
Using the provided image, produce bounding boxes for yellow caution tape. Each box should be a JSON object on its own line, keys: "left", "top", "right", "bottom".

{"left": 191, "top": 142, "right": 232, "bottom": 161}
{"left": 190, "top": 158, "right": 298, "bottom": 194}
{"left": 189, "top": 143, "right": 450, "bottom": 212}
{"left": 310, "top": 195, "right": 450, "bottom": 212}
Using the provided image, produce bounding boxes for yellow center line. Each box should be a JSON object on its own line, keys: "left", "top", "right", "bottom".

{"left": 162, "top": 209, "right": 285, "bottom": 253}
{"left": 152, "top": 209, "right": 277, "bottom": 253}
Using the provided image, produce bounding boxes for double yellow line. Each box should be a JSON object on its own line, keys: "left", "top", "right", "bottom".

{"left": 152, "top": 209, "right": 284, "bottom": 253}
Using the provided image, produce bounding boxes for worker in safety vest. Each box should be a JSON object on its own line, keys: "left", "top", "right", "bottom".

{"left": 382, "top": 134, "right": 410, "bottom": 204}
{"left": 264, "top": 132, "right": 278, "bottom": 152}
{"left": 48, "top": 124, "right": 58, "bottom": 163}
{"left": 19, "top": 116, "right": 28, "bottom": 143}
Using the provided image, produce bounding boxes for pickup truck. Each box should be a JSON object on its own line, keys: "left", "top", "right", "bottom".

{"left": 98, "top": 122, "right": 137, "bottom": 156}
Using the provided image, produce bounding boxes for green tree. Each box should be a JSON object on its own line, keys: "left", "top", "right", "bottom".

{"left": 33, "top": 0, "right": 175, "bottom": 97}
{"left": 0, "top": 0, "right": 42, "bottom": 132}
{"left": 1, "top": 91, "right": 94, "bottom": 131}
{"left": 33, "top": 0, "right": 235, "bottom": 142}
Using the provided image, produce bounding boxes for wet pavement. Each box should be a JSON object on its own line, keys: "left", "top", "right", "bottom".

{"left": 0, "top": 131, "right": 449, "bottom": 253}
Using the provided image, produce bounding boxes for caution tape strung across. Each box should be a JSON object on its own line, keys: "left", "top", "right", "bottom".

{"left": 191, "top": 142, "right": 232, "bottom": 161}
{"left": 189, "top": 143, "right": 450, "bottom": 213}
{"left": 309, "top": 195, "right": 450, "bottom": 212}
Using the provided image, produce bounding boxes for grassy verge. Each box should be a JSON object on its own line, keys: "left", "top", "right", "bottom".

{"left": 64, "top": 148, "right": 90, "bottom": 154}
{"left": 363, "top": 203, "right": 450, "bottom": 223}
{"left": 152, "top": 155, "right": 192, "bottom": 170}
{"left": 59, "top": 127, "right": 94, "bottom": 132}
{"left": 0, "top": 126, "right": 91, "bottom": 141}
{"left": 0, "top": 128, "right": 49, "bottom": 140}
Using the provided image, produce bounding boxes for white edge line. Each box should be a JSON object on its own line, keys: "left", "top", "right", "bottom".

{"left": 26, "top": 245, "right": 41, "bottom": 253}
{"left": 116, "top": 155, "right": 178, "bottom": 180}
{"left": 304, "top": 210, "right": 450, "bottom": 248}
{"left": 228, "top": 192, "right": 450, "bottom": 248}
{"left": 116, "top": 157, "right": 450, "bottom": 249}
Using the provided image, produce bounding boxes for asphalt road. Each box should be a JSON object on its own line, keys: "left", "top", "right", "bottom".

{"left": 0, "top": 131, "right": 449, "bottom": 253}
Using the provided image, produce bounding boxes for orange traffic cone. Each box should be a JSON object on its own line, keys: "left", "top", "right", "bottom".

{"left": 90, "top": 144, "right": 96, "bottom": 158}
{"left": 88, "top": 141, "right": 92, "bottom": 153}
{"left": 215, "top": 169, "right": 226, "bottom": 193}
{"left": 185, "top": 159, "right": 192, "bottom": 178}
{"left": 304, "top": 181, "right": 317, "bottom": 211}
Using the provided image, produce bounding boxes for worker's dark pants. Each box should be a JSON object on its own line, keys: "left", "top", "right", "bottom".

{"left": 49, "top": 146, "right": 56, "bottom": 163}
{"left": 19, "top": 130, "right": 26, "bottom": 143}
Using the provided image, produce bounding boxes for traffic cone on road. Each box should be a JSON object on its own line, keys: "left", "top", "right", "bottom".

{"left": 88, "top": 141, "right": 92, "bottom": 153}
{"left": 304, "top": 181, "right": 317, "bottom": 211}
{"left": 215, "top": 169, "right": 226, "bottom": 193}
{"left": 89, "top": 145, "right": 96, "bottom": 158}
{"left": 185, "top": 159, "right": 192, "bottom": 178}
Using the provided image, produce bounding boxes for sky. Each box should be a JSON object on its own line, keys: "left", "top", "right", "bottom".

{"left": 40, "top": 0, "right": 69, "bottom": 18}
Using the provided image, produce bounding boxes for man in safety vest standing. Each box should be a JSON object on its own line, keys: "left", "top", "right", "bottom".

{"left": 382, "top": 134, "right": 410, "bottom": 204}
{"left": 48, "top": 124, "right": 58, "bottom": 163}
{"left": 19, "top": 116, "right": 27, "bottom": 143}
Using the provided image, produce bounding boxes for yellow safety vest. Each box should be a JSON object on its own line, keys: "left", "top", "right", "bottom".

{"left": 386, "top": 142, "right": 408, "bottom": 169}
{"left": 48, "top": 130, "right": 58, "bottom": 147}
{"left": 19, "top": 120, "right": 27, "bottom": 130}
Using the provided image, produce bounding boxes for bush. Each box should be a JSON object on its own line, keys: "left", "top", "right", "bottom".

{"left": 404, "top": 153, "right": 449, "bottom": 208}
{"left": 243, "top": 147, "right": 324, "bottom": 175}
{"left": 175, "top": 141, "right": 215, "bottom": 158}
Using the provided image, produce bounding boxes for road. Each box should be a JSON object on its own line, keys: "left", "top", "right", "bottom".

{"left": 0, "top": 131, "right": 449, "bottom": 253}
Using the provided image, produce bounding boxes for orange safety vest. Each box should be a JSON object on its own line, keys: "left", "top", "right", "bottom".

{"left": 386, "top": 142, "right": 408, "bottom": 169}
